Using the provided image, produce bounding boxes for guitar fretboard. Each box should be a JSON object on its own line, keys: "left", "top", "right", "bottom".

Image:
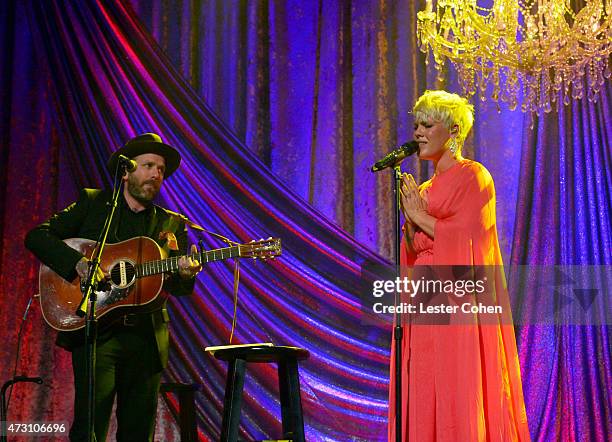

{"left": 135, "top": 246, "right": 242, "bottom": 277}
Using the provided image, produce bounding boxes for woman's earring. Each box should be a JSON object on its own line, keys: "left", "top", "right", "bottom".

{"left": 449, "top": 138, "right": 458, "bottom": 156}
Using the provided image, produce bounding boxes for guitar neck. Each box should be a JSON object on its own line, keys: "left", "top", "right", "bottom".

{"left": 136, "top": 245, "right": 242, "bottom": 277}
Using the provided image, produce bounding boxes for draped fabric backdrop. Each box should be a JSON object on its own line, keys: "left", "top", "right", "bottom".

{"left": 0, "top": 1, "right": 609, "bottom": 441}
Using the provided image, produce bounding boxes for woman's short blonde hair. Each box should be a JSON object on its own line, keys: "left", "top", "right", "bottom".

{"left": 413, "top": 90, "right": 474, "bottom": 143}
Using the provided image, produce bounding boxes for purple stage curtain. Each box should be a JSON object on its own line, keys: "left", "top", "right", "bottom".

{"left": 510, "top": 89, "right": 612, "bottom": 441}
{"left": 125, "top": 0, "right": 527, "bottom": 265}
{"left": 1, "top": 1, "right": 391, "bottom": 440}
{"left": 0, "top": 0, "right": 610, "bottom": 441}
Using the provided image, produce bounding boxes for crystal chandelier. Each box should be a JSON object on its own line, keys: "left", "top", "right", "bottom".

{"left": 417, "top": 0, "right": 612, "bottom": 113}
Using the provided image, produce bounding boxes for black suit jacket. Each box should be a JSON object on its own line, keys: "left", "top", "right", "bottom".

{"left": 25, "top": 188, "right": 195, "bottom": 369}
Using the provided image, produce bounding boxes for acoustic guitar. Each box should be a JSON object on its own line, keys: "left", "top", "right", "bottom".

{"left": 39, "top": 236, "right": 281, "bottom": 331}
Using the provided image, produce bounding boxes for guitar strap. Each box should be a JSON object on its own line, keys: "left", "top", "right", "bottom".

{"left": 147, "top": 206, "right": 158, "bottom": 238}
{"left": 157, "top": 209, "right": 183, "bottom": 256}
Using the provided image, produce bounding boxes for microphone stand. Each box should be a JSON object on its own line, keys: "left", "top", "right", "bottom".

{"left": 76, "top": 165, "right": 127, "bottom": 442}
{"left": 372, "top": 143, "right": 418, "bottom": 442}
{"left": 392, "top": 165, "right": 405, "bottom": 442}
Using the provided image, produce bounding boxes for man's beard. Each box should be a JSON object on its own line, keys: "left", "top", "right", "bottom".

{"left": 127, "top": 175, "right": 160, "bottom": 205}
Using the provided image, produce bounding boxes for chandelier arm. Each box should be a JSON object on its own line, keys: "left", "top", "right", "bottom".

{"left": 416, "top": 0, "right": 611, "bottom": 112}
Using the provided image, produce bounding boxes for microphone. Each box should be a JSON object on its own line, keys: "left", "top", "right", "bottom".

{"left": 118, "top": 154, "right": 137, "bottom": 172}
{"left": 370, "top": 141, "right": 419, "bottom": 172}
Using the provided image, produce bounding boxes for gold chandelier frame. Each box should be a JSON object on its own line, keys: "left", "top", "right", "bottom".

{"left": 417, "top": 0, "right": 612, "bottom": 113}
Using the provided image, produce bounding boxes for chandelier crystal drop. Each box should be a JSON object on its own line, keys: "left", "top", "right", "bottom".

{"left": 417, "top": 0, "right": 612, "bottom": 113}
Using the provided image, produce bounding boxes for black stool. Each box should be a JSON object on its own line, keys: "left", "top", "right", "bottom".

{"left": 213, "top": 345, "right": 310, "bottom": 442}
{"left": 160, "top": 382, "right": 199, "bottom": 441}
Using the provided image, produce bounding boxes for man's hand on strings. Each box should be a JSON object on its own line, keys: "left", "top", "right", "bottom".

{"left": 178, "top": 244, "right": 202, "bottom": 279}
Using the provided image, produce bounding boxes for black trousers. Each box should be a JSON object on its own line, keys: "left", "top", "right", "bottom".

{"left": 69, "top": 324, "right": 162, "bottom": 442}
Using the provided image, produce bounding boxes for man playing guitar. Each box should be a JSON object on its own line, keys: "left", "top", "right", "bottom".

{"left": 25, "top": 133, "right": 202, "bottom": 441}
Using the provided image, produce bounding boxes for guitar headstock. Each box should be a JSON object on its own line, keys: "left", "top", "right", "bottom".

{"left": 240, "top": 237, "right": 282, "bottom": 260}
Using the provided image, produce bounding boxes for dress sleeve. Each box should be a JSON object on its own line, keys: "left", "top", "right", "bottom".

{"left": 24, "top": 189, "right": 90, "bottom": 281}
{"left": 433, "top": 164, "right": 498, "bottom": 266}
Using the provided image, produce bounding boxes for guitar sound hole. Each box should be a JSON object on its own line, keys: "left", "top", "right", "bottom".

{"left": 109, "top": 261, "right": 136, "bottom": 288}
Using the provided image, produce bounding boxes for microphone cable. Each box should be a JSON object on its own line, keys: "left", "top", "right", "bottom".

{"left": 5, "top": 294, "right": 39, "bottom": 412}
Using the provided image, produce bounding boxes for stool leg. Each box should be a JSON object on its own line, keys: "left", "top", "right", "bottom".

{"left": 220, "top": 358, "right": 246, "bottom": 442}
{"left": 278, "top": 360, "right": 305, "bottom": 442}
{"left": 177, "top": 389, "right": 196, "bottom": 441}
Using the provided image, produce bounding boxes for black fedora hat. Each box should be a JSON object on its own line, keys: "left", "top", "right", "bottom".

{"left": 108, "top": 133, "right": 181, "bottom": 178}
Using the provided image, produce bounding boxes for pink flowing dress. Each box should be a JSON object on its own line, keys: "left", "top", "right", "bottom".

{"left": 388, "top": 159, "right": 531, "bottom": 441}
